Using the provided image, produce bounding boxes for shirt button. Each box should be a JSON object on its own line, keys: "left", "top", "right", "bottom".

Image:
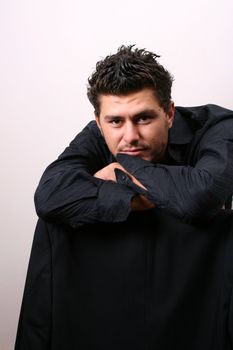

{"left": 121, "top": 175, "right": 126, "bottom": 181}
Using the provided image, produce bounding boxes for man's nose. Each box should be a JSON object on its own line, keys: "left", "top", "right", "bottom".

{"left": 123, "top": 122, "right": 140, "bottom": 144}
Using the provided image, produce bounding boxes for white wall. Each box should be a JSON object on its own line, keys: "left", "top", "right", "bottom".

{"left": 0, "top": 0, "right": 232, "bottom": 348}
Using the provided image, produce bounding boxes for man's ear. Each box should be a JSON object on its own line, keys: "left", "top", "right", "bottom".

{"left": 167, "top": 101, "right": 175, "bottom": 129}
{"left": 95, "top": 113, "right": 102, "bottom": 134}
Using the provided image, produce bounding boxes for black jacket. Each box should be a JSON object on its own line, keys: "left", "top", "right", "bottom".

{"left": 15, "top": 209, "right": 233, "bottom": 349}
{"left": 34, "top": 104, "right": 233, "bottom": 227}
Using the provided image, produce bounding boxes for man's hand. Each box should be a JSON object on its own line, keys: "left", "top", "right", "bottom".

{"left": 94, "top": 162, "right": 125, "bottom": 182}
{"left": 94, "top": 162, "right": 147, "bottom": 189}
{"left": 94, "top": 162, "right": 155, "bottom": 211}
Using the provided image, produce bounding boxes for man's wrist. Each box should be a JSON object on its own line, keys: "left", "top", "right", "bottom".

{"left": 131, "top": 194, "right": 155, "bottom": 211}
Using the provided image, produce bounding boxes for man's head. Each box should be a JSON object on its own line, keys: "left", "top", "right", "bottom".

{"left": 87, "top": 45, "right": 175, "bottom": 163}
{"left": 87, "top": 44, "right": 173, "bottom": 116}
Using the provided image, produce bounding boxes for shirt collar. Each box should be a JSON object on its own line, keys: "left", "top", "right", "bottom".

{"left": 166, "top": 108, "right": 195, "bottom": 164}
{"left": 169, "top": 108, "right": 194, "bottom": 145}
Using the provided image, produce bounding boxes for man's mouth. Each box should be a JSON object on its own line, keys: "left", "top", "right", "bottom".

{"left": 120, "top": 148, "right": 146, "bottom": 156}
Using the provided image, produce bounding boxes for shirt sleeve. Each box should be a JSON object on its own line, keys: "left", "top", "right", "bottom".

{"left": 34, "top": 122, "right": 136, "bottom": 228}
{"left": 116, "top": 118, "right": 233, "bottom": 222}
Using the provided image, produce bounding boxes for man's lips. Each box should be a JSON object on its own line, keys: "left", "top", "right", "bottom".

{"left": 119, "top": 148, "right": 146, "bottom": 155}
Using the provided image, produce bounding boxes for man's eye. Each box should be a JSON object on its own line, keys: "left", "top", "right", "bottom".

{"left": 137, "top": 115, "right": 151, "bottom": 124}
{"left": 110, "top": 119, "right": 122, "bottom": 126}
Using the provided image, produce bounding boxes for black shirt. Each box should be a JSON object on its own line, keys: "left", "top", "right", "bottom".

{"left": 34, "top": 104, "right": 233, "bottom": 227}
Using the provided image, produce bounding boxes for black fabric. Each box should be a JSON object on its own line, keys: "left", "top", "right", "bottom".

{"left": 15, "top": 209, "right": 233, "bottom": 350}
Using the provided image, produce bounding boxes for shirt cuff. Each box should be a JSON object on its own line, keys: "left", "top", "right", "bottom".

{"left": 97, "top": 180, "right": 137, "bottom": 223}
{"left": 116, "top": 153, "right": 153, "bottom": 173}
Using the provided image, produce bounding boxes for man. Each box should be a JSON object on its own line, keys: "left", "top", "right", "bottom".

{"left": 15, "top": 45, "right": 233, "bottom": 350}
{"left": 34, "top": 45, "right": 233, "bottom": 227}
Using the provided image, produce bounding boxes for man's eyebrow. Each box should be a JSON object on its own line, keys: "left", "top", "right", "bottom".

{"left": 104, "top": 115, "right": 122, "bottom": 121}
{"left": 104, "top": 109, "right": 159, "bottom": 120}
{"left": 133, "top": 109, "right": 159, "bottom": 118}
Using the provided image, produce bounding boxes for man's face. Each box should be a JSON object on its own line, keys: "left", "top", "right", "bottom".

{"left": 95, "top": 88, "right": 174, "bottom": 163}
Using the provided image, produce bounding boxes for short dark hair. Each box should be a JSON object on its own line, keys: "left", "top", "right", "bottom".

{"left": 87, "top": 45, "right": 174, "bottom": 116}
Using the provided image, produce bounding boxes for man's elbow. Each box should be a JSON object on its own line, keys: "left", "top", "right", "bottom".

{"left": 180, "top": 194, "right": 224, "bottom": 222}
{"left": 34, "top": 189, "right": 52, "bottom": 220}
